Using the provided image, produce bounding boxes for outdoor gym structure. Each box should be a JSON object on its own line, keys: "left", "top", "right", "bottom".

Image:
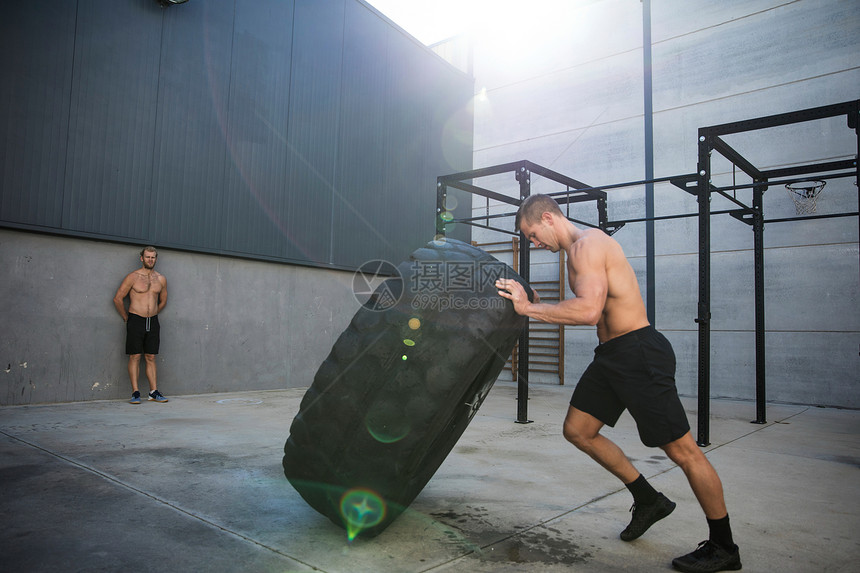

{"left": 435, "top": 99, "right": 859, "bottom": 446}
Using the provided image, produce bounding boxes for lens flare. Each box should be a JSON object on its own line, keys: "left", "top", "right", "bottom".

{"left": 408, "top": 318, "right": 421, "bottom": 330}
{"left": 403, "top": 338, "right": 415, "bottom": 347}
{"left": 339, "top": 488, "right": 387, "bottom": 541}
{"left": 365, "top": 401, "right": 411, "bottom": 443}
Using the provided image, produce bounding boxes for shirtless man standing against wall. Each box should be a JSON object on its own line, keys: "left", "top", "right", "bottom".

{"left": 113, "top": 246, "right": 169, "bottom": 404}
{"left": 495, "top": 195, "right": 741, "bottom": 573}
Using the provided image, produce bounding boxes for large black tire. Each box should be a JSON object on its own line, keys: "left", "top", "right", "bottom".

{"left": 283, "top": 238, "right": 532, "bottom": 538}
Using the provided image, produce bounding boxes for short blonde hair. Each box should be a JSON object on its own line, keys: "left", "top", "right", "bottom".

{"left": 515, "top": 194, "right": 563, "bottom": 230}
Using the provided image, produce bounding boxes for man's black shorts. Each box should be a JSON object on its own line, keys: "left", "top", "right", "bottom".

{"left": 126, "top": 313, "right": 160, "bottom": 355}
{"left": 570, "top": 325, "right": 689, "bottom": 447}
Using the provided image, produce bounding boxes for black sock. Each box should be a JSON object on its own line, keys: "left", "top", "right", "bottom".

{"left": 707, "top": 515, "right": 735, "bottom": 550}
{"left": 625, "top": 474, "right": 658, "bottom": 506}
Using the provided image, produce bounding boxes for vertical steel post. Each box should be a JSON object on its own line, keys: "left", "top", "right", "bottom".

{"left": 515, "top": 165, "right": 532, "bottom": 423}
{"left": 847, "top": 101, "right": 858, "bottom": 356}
{"left": 597, "top": 198, "right": 609, "bottom": 232}
{"left": 752, "top": 181, "right": 767, "bottom": 424}
{"left": 855, "top": 105, "right": 860, "bottom": 289}
{"left": 436, "top": 180, "right": 447, "bottom": 238}
{"left": 643, "top": 0, "right": 656, "bottom": 326}
{"left": 696, "top": 131, "right": 712, "bottom": 447}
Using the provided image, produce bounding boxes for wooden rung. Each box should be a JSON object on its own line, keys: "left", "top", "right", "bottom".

{"left": 472, "top": 240, "right": 514, "bottom": 247}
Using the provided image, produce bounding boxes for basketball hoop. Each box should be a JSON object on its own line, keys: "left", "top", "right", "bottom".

{"left": 785, "top": 180, "right": 826, "bottom": 215}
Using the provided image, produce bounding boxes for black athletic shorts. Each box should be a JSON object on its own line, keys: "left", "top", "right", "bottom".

{"left": 570, "top": 325, "right": 689, "bottom": 447}
{"left": 126, "top": 313, "right": 160, "bottom": 355}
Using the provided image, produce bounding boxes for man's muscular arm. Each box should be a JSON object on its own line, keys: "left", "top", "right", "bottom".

{"left": 156, "top": 275, "right": 168, "bottom": 314}
{"left": 496, "top": 239, "right": 607, "bottom": 325}
{"left": 113, "top": 274, "right": 133, "bottom": 321}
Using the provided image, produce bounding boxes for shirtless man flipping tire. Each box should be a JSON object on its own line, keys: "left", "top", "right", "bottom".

{"left": 113, "top": 246, "right": 169, "bottom": 404}
{"left": 495, "top": 195, "right": 741, "bottom": 573}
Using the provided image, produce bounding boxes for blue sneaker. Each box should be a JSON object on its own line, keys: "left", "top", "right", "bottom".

{"left": 129, "top": 391, "right": 141, "bottom": 404}
{"left": 148, "top": 389, "right": 168, "bottom": 403}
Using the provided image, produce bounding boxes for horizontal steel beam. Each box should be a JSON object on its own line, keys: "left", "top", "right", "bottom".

{"left": 703, "top": 100, "right": 859, "bottom": 136}
{"left": 763, "top": 159, "right": 856, "bottom": 180}
{"left": 443, "top": 180, "right": 520, "bottom": 206}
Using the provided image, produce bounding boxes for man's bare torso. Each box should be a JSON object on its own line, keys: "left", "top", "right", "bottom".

{"left": 127, "top": 270, "right": 164, "bottom": 317}
{"left": 567, "top": 229, "right": 650, "bottom": 343}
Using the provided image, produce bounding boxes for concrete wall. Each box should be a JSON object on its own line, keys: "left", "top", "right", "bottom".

{"left": 459, "top": 0, "right": 859, "bottom": 407}
{"left": 0, "top": 229, "right": 359, "bottom": 405}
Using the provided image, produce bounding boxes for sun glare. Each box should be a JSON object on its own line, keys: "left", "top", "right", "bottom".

{"left": 367, "top": 0, "right": 580, "bottom": 49}
{"left": 470, "top": 1, "right": 579, "bottom": 65}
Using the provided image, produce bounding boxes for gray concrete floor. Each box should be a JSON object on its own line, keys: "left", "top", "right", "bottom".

{"left": 1, "top": 381, "right": 858, "bottom": 572}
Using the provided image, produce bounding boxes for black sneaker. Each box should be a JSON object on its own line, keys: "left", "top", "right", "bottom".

{"left": 672, "top": 540, "right": 742, "bottom": 572}
{"left": 129, "top": 391, "right": 141, "bottom": 404}
{"left": 619, "top": 492, "right": 676, "bottom": 541}
{"left": 148, "top": 389, "right": 168, "bottom": 403}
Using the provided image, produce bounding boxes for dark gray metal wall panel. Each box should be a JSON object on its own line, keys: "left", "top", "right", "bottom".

{"left": 332, "top": 1, "right": 474, "bottom": 267}
{"left": 432, "top": 73, "right": 474, "bottom": 245}
{"left": 406, "top": 50, "right": 474, "bottom": 247}
{"left": 333, "top": 0, "right": 395, "bottom": 267}
{"left": 428, "top": 52, "right": 475, "bottom": 245}
{"left": 150, "top": 0, "right": 234, "bottom": 249}
{"left": 414, "top": 50, "right": 474, "bottom": 244}
{"left": 378, "top": 38, "right": 434, "bottom": 257}
{"left": 220, "top": 0, "right": 296, "bottom": 259}
{"left": 62, "top": 0, "right": 162, "bottom": 240}
{"left": 0, "top": 1, "right": 76, "bottom": 227}
{"left": 380, "top": 32, "right": 473, "bottom": 251}
{"left": 282, "top": 0, "right": 345, "bottom": 264}
{"left": 0, "top": 0, "right": 473, "bottom": 270}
